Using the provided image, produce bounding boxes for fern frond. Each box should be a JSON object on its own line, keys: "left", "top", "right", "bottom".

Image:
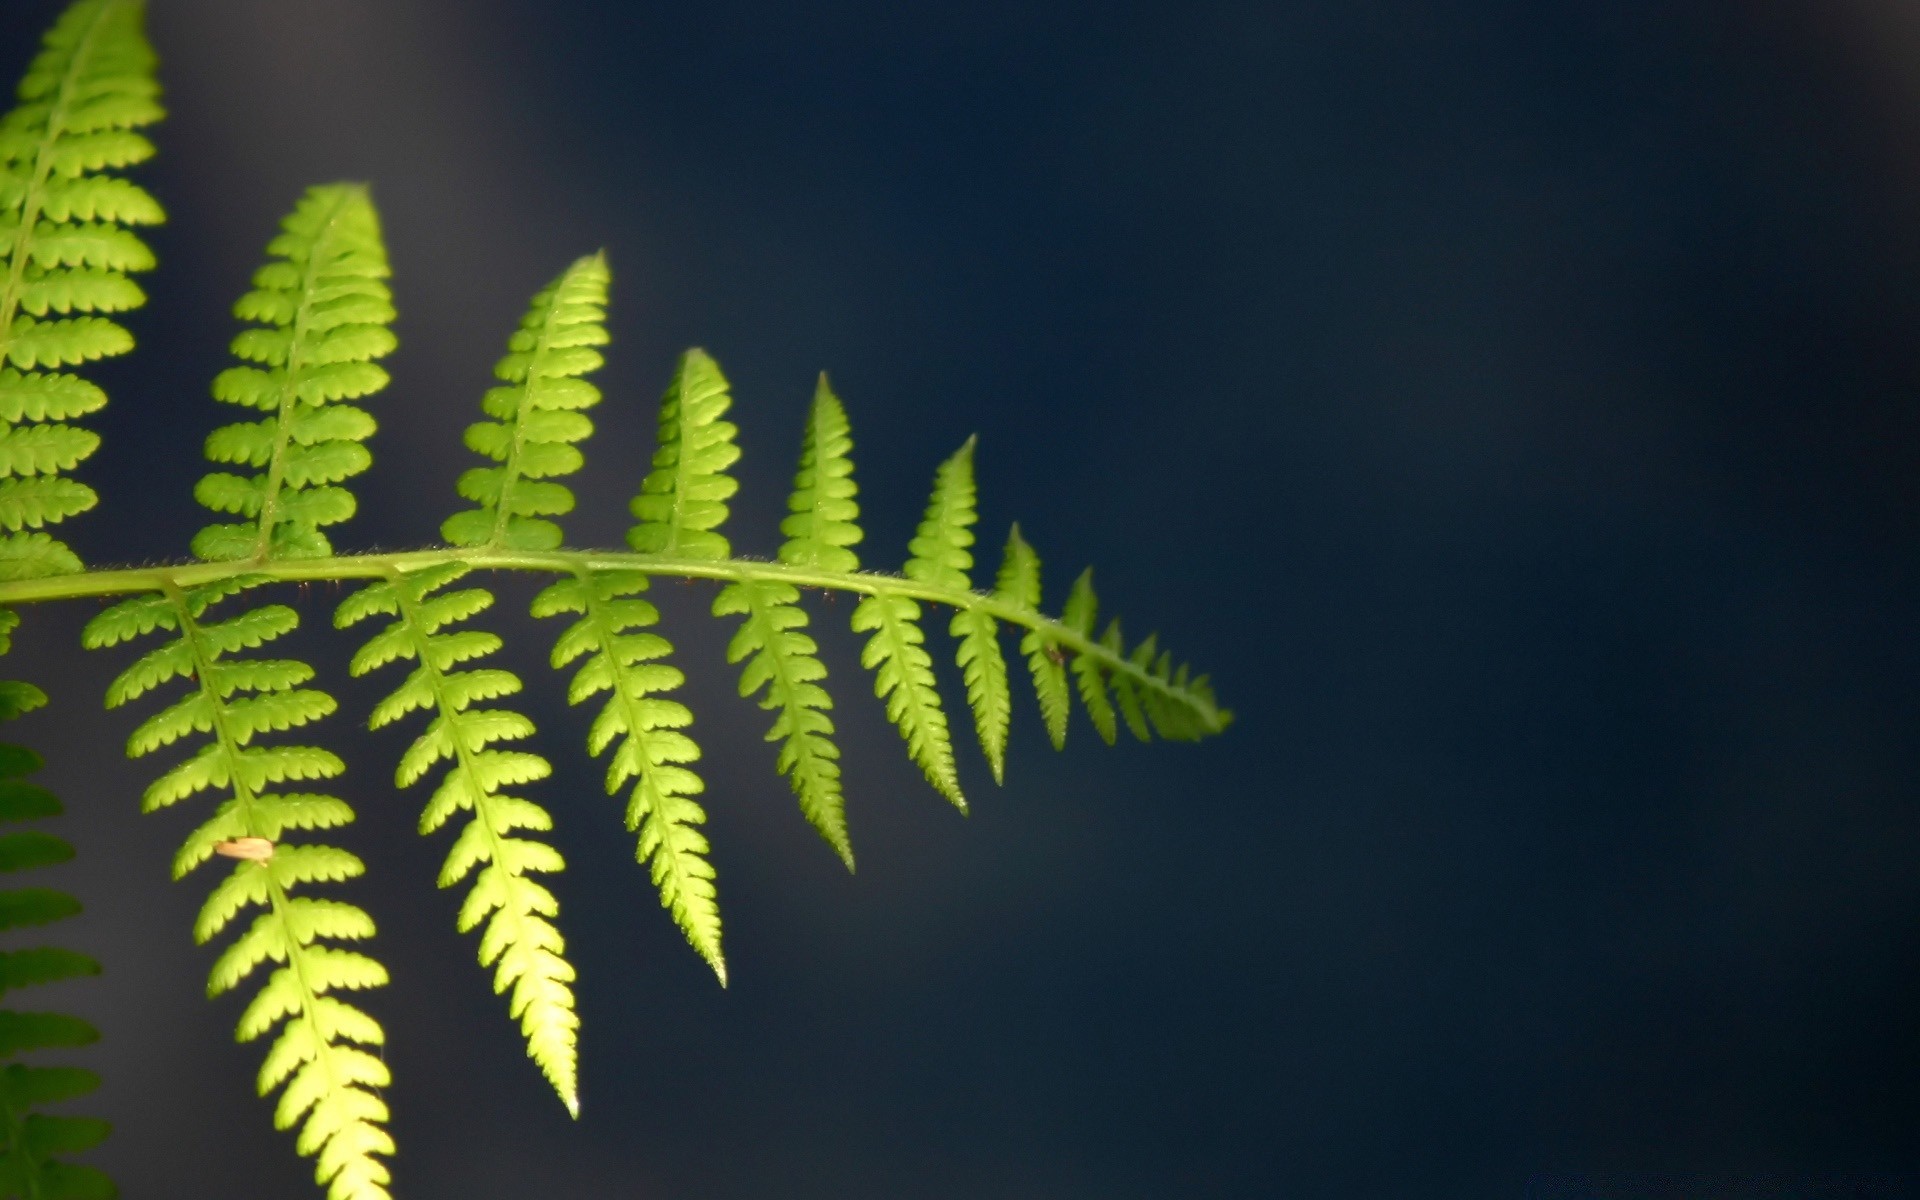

{"left": 338, "top": 565, "right": 579, "bottom": 1114}
{"left": 1099, "top": 619, "right": 1150, "bottom": 742}
{"left": 85, "top": 577, "right": 391, "bottom": 1199}
{"left": 532, "top": 569, "right": 721, "bottom": 980}
{"left": 852, "top": 591, "right": 963, "bottom": 808}
{"left": 1061, "top": 569, "right": 1116, "bottom": 745}
{"left": 194, "top": 184, "right": 393, "bottom": 563}
{"left": 0, "top": 0, "right": 161, "bottom": 582}
{"left": 443, "top": 253, "right": 609, "bottom": 551}
{"left": 627, "top": 348, "right": 739, "bottom": 559}
{"left": 713, "top": 579, "right": 850, "bottom": 865}
{"left": 778, "top": 375, "right": 861, "bottom": 573}
{"left": 0, "top": 683, "right": 113, "bottom": 1200}
{"left": 854, "top": 445, "right": 974, "bottom": 810}
{"left": 712, "top": 379, "right": 857, "bottom": 865}
{"left": 994, "top": 524, "right": 1070, "bottom": 749}
{"left": 900, "top": 435, "right": 1012, "bottom": 782}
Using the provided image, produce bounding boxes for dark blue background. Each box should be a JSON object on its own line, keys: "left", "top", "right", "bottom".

{"left": 4, "top": 1, "right": 1920, "bottom": 1197}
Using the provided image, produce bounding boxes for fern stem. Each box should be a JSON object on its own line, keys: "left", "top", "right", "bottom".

{"left": 8, "top": 549, "right": 1228, "bottom": 731}
{"left": 0, "top": 0, "right": 119, "bottom": 365}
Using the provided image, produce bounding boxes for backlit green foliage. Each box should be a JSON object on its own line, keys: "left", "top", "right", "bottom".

{"left": 194, "top": 183, "right": 394, "bottom": 563}
{"left": 628, "top": 348, "right": 740, "bottom": 559}
{"left": 535, "top": 569, "right": 720, "bottom": 977}
{"left": 84, "top": 578, "right": 391, "bottom": 1200}
{"left": 443, "top": 253, "right": 608, "bottom": 551}
{"left": 0, "top": 3, "right": 1231, "bottom": 1198}
{"left": 714, "top": 377, "right": 856, "bottom": 865}
{"left": 338, "top": 564, "right": 578, "bottom": 1114}
{"left": 0, "top": 0, "right": 160, "bottom": 582}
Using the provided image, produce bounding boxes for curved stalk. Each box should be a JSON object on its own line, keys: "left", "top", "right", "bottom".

{"left": 0, "top": 548, "right": 1230, "bottom": 732}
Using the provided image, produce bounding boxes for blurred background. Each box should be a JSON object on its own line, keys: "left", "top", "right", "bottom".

{"left": 3, "top": 1, "right": 1920, "bottom": 1197}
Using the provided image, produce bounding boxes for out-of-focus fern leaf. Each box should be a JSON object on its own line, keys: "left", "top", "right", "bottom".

{"left": 0, "top": 0, "right": 161, "bottom": 583}
{"left": 0, "top": 682, "right": 113, "bottom": 1200}
{"left": 852, "top": 441, "right": 971, "bottom": 811}
{"left": 194, "top": 184, "right": 393, "bottom": 563}
{"left": 84, "top": 578, "right": 391, "bottom": 1200}
{"left": 714, "top": 379, "right": 855, "bottom": 865}
{"left": 903, "top": 435, "right": 1012, "bottom": 783}
{"left": 1062, "top": 569, "right": 1116, "bottom": 745}
{"left": 628, "top": 348, "right": 739, "bottom": 559}
{"left": 443, "top": 253, "right": 609, "bottom": 551}
{"left": 994, "top": 524, "right": 1069, "bottom": 749}
{"left": 337, "top": 564, "right": 579, "bottom": 1114}
{"left": 1099, "top": 619, "right": 1151, "bottom": 742}
{"left": 1124, "top": 633, "right": 1222, "bottom": 742}
{"left": 533, "top": 569, "right": 721, "bottom": 979}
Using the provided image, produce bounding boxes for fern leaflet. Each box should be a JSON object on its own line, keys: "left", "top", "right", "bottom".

{"left": 714, "top": 376, "right": 856, "bottom": 865}
{"left": 778, "top": 375, "right": 862, "bottom": 574}
{"left": 903, "top": 434, "right": 1011, "bottom": 784}
{"left": 442, "top": 253, "right": 608, "bottom": 551}
{"left": 0, "top": 682, "right": 113, "bottom": 1200}
{"left": 628, "top": 348, "right": 739, "bottom": 559}
{"left": 0, "top": 0, "right": 160, "bottom": 581}
{"left": 851, "top": 441, "right": 973, "bottom": 810}
{"left": 1061, "top": 569, "right": 1117, "bottom": 745}
{"left": 84, "top": 578, "right": 390, "bottom": 1200}
{"left": 336, "top": 564, "right": 577, "bottom": 1114}
{"left": 194, "top": 184, "right": 394, "bottom": 563}
{"left": 534, "top": 569, "right": 720, "bottom": 979}
{"left": 993, "top": 524, "right": 1070, "bottom": 749}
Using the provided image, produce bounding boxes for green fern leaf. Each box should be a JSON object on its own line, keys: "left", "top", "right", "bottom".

{"left": 0, "top": 678, "right": 112, "bottom": 1198}
{"left": 904, "top": 437, "right": 977, "bottom": 594}
{"left": 0, "top": 534, "right": 79, "bottom": 582}
{"left": 950, "top": 606, "right": 1009, "bottom": 784}
{"left": 778, "top": 374, "right": 862, "bottom": 573}
{"left": 1100, "top": 619, "right": 1152, "bottom": 742}
{"left": 338, "top": 566, "right": 579, "bottom": 1115}
{"left": 994, "top": 524, "right": 1069, "bottom": 749}
{"left": 852, "top": 594, "right": 964, "bottom": 811}
{"left": 899, "top": 435, "right": 1012, "bottom": 781}
{"left": 627, "top": 348, "right": 739, "bottom": 559}
{"left": 443, "top": 253, "right": 610, "bottom": 551}
{"left": 712, "top": 381, "right": 859, "bottom": 864}
{"left": 850, "top": 441, "right": 972, "bottom": 808}
{"left": 0, "top": 477, "right": 94, "bottom": 530}
{"left": 87, "top": 577, "right": 391, "bottom": 1200}
{"left": 533, "top": 569, "right": 722, "bottom": 980}
{"left": 0, "top": 423, "right": 98, "bottom": 475}
{"left": 193, "top": 184, "right": 394, "bottom": 563}
{"left": 0, "top": 0, "right": 161, "bottom": 583}
{"left": 713, "top": 579, "right": 851, "bottom": 866}
{"left": 1062, "top": 569, "right": 1116, "bottom": 745}
{"left": 0, "top": 373, "right": 103, "bottom": 424}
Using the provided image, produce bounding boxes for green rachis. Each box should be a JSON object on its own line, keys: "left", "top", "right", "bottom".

{"left": 0, "top": 2, "right": 1231, "bottom": 1198}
